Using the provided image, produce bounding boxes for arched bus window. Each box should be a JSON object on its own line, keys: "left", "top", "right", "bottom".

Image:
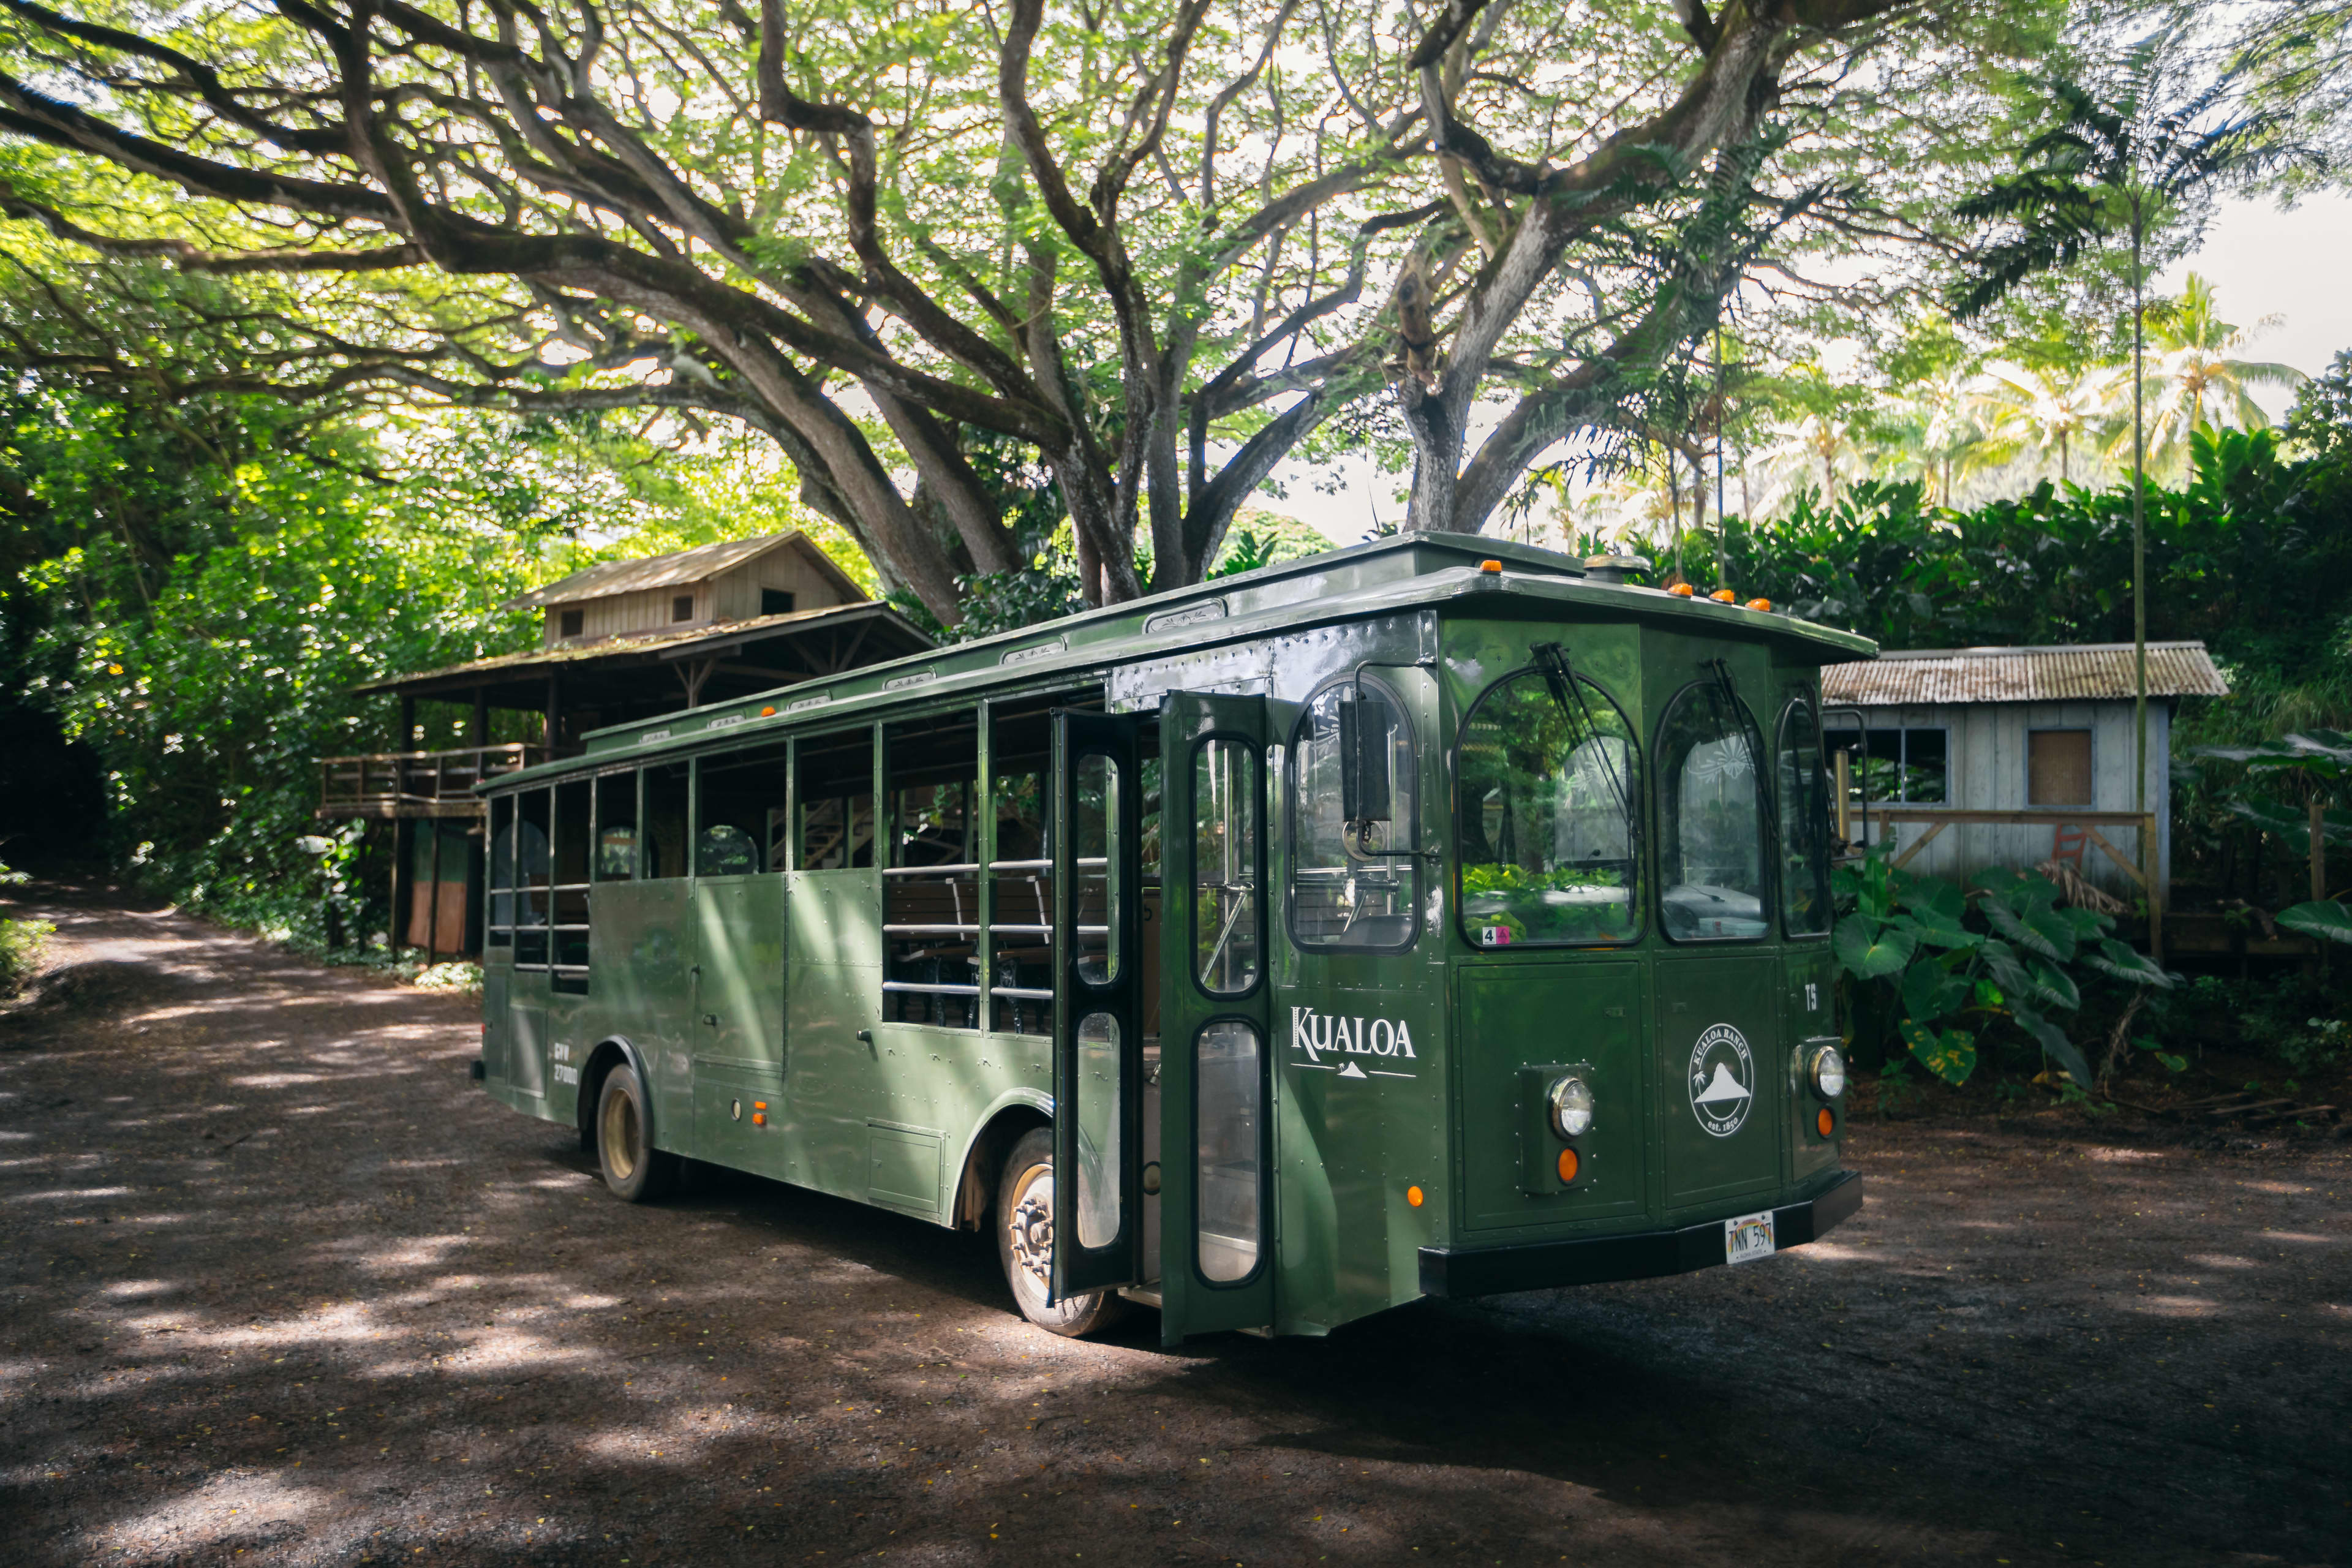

{"left": 1656, "top": 680, "right": 1770, "bottom": 941}
{"left": 1289, "top": 679, "right": 1417, "bottom": 952}
{"left": 1457, "top": 668, "right": 1641, "bottom": 947}
{"left": 1777, "top": 694, "right": 1834, "bottom": 937}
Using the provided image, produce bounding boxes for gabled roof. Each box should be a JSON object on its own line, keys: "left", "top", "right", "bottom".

{"left": 1822, "top": 641, "right": 2229, "bottom": 706}
{"left": 500, "top": 530, "right": 865, "bottom": 611}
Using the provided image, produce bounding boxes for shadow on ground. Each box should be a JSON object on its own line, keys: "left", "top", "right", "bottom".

{"left": 2, "top": 881, "right": 2346, "bottom": 1567}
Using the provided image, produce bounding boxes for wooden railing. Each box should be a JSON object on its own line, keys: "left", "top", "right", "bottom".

{"left": 317, "top": 744, "right": 547, "bottom": 817}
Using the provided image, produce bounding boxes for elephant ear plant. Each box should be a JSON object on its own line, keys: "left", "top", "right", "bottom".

{"left": 1832, "top": 850, "right": 2174, "bottom": 1091}
{"left": 2188, "top": 729, "right": 2352, "bottom": 948}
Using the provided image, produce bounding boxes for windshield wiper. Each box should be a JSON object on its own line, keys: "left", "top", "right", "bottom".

{"left": 1530, "top": 641, "right": 1632, "bottom": 827}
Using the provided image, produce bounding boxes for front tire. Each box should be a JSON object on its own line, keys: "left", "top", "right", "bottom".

{"left": 996, "top": 1128, "right": 1123, "bottom": 1337}
{"left": 595, "top": 1065, "right": 680, "bottom": 1203}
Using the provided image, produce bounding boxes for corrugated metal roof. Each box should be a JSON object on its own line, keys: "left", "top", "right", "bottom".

{"left": 1822, "top": 641, "right": 2228, "bottom": 706}
{"left": 501, "top": 532, "right": 845, "bottom": 610}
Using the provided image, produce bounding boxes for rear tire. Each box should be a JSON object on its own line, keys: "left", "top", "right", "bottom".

{"left": 996, "top": 1128, "right": 1123, "bottom": 1337}
{"left": 595, "top": 1065, "right": 680, "bottom": 1203}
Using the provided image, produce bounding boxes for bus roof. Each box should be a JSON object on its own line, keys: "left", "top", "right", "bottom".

{"left": 481, "top": 532, "right": 1877, "bottom": 791}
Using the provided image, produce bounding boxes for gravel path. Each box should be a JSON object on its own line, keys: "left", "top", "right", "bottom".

{"left": 2, "top": 883, "right": 2346, "bottom": 1568}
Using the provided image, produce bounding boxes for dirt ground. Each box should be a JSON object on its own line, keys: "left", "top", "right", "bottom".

{"left": 2, "top": 884, "right": 2347, "bottom": 1568}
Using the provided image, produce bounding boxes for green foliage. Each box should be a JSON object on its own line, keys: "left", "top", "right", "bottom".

{"left": 2277, "top": 900, "right": 2352, "bottom": 946}
{"left": 0, "top": 914, "right": 49, "bottom": 997}
{"left": 1829, "top": 848, "right": 2175, "bottom": 1090}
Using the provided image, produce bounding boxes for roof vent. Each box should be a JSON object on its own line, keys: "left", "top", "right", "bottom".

{"left": 1582, "top": 553, "right": 1653, "bottom": 586}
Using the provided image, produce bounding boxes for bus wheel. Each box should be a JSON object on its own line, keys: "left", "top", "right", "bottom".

{"left": 995, "top": 1128, "right": 1122, "bottom": 1337}
{"left": 595, "top": 1065, "right": 679, "bottom": 1204}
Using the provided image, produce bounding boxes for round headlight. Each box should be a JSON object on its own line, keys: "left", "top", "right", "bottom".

{"left": 1548, "top": 1075, "right": 1594, "bottom": 1139}
{"left": 1809, "top": 1045, "right": 1847, "bottom": 1100}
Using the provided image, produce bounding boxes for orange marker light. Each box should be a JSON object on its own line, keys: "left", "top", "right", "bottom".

{"left": 1746, "top": 597, "right": 1773, "bottom": 612}
{"left": 761, "top": 705, "right": 777, "bottom": 717}
{"left": 1556, "top": 1147, "right": 1580, "bottom": 1183}
{"left": 1709, "top": 587, "right": 1738, "bottom": 603}
{"left": 753, "top": 1112, "right": 767, "bottom": 1126}
{"left": 1406, "top": 1185, "right": 1425, "bottom": 1208}
{"left": 1668, "top": 582, "right": 1697, "bottom": 598}
{"left": 1816, "top": 1107, "right": 1835, "bottom": 1137}
{"left": 1478, "top": 559, "right": 1504, "bottom": 574}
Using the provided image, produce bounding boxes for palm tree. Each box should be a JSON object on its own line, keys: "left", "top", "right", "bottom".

{"left": 1976, "top": 361, "right": 2124, "bottom": 486}
{"left": 1952, "top": 28, "right": 2300, "bottom": 824}
{"left": 1878, "top": 367, "right": 1995, "bottom": 505}
{"left": 2134, "top": 272, "right": 2305, "bottom": 473}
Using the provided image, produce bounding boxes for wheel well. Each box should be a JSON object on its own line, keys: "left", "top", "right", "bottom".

{"left": 577, "top": 1039, "right": 635, "bottom": 1145}
{"left": 952, "top": 1107, "right": 1049, "bottom": 1231}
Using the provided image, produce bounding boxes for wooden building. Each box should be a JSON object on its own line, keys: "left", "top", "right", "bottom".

{"left": 1819, "top": 641, "right": 2229, "bottom": 903}
{"left": 315, "top": 531, "right": 931, "bottom": 957}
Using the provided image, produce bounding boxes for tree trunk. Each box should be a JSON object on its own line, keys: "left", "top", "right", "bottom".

{"left": 2132, "top": 218, "right": 2149, "bottom": 821}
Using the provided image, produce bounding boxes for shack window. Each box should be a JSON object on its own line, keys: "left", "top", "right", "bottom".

{"left": 1657, "top": 680, "right": 1769, "bottom": 941}
{"left": 643, "top": 761, "right": 689, "bottom": 879}
{"left": 594, "top": 771, "right": 638, "bottom": 881}
{"left": 698, "top": 741, "right": 789, "bottom": 876}
{"left": 761, "top": 589, "right": 795, "bottom": 616}
{"left": 559, "top": 608, "right": 584, "bottom": 638}
{"left": 671, "top": 594, "right": 694, "bottom": 623}
{"left": 552, "top": 777, "right": 592, "bottom": 987}
{"left": 1456, "top": 666, "right": 1640, "bottom": 948}
{"left": 1289, "top": 680, "right": 1417, "bottom": 951}
{"left": 1823, "top": 724, "right": 1947, "bottom": 804}
{"left": 2028, "top": 728, "right": 2094, "bottom": 805}
{"left": 796, "top": 727, "right": 874, "bottom": 870}
{"left": 987, "top": 696, "right": 1058, "bottom": 1035}
{"left": 884, "top": 711, "right": 979, "bottom": 1028}
{"left": 1777, "top": 696, "right": 1834, "bottom": 938}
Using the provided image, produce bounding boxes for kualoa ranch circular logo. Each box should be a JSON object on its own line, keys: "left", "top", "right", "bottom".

{"left": 1687, "top": 1023, "right": 1754, "bottom": 1137}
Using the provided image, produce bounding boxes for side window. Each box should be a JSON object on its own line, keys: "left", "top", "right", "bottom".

{"left": 1289, "top": 680, "right": 1417, "bottom": 951}
{"left": 1656, "top": 681, "right": 1770, "bottom": 941}
{"left": 594, "top": 771, "right": 638, "bottom": 881}
{"left": 514, "top": 786, "right": 552, "bottom": 967}
{"left": 697, "top": 741, "right": 789, "bottom": 876}
{"left": 987, "top": 696, "right": 1058, "bottom": 1036}
{"left": 884, "top": 711, "right": 979, "bottom": 1028}
{"left": 552, "top": 777, "right": 592, "bottom": 990}
{"left": 2028, "top": 728, "right": 2094, "bottom": 805}
{"left": 795, "top": 727, "right": 874, "bottom": 870}
{"left": 1777, "top": 695, "right": 1833, "bottom": 938}
{"left": 643, "top": 761, "right": 689, "bottom": 880}
{"left": 486, "top": 793, "right": 516, "bottom": 950}
{"left": 1457, "top": 668, "right": 1641, "bottom": 947}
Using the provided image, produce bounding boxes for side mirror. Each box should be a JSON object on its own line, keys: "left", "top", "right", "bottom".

{"left": 1338, "top": 696, "right": 1392, "bottom": 826}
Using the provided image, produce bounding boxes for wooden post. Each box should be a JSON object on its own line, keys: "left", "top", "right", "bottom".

{"left": 544, "top": 674, "right": 561, "bottom": 755}
{"left": 2143, "top": 810, "right": 2163, "bottom": 967}
{"left": 471, "top": 688, "right": 489, "bottom": 747}
{"left": 399, "top": 694, "right": 417, "bottom": 750}
{"left": 425, "top": 819, "right": 443, "bottom": 960}
{"left": 1833, "top": 750, "right": 1852, "bottom": 851}
{"left": 389, "top": 817, "right": 410, "bottom": 957}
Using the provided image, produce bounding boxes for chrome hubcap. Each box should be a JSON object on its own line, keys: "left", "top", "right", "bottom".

{"left": 1008, "top": 1165, "right": 1054, "bottom": 1289}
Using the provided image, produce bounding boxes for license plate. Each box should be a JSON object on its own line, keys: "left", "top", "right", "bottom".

{"left": 1724, "top": 1210, "right": 1776, "bottom": 1265}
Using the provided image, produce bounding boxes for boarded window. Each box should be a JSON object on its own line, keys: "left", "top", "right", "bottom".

{"left": 559, "top": 608, "right": 584, "bottom": 638}
{"left": 2028, "top": 729, "right": 2094, "bottom": 805}
{"left": 761, "top": 588, "right": 795, "bottom": 616}
{"left": 672, "top": 594, "right": 694, "bottom": 622}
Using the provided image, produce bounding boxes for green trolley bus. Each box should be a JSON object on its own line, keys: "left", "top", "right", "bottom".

{"left": 475, "top": 533, "right": 1868, "bottom": 1341}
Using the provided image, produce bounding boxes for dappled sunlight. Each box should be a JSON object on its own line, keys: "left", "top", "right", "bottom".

{"left": 2184, "top": 1253, "right": 2258, "bottom": 1270}
{"left": 2134, "top": 1295, "right": 2222, "bottom": 1316}
{"left": 2083, "top": 1146, "right": 2165, "bottom": 1163}
{"left": 92, "top": 1469, "right": 331, "bottom": 1558}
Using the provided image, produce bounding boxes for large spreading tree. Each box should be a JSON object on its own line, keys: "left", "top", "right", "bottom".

{"left": 0, "top": 0, "right": 2026, "bottom": 622}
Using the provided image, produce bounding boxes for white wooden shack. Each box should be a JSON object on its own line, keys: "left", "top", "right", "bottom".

{"left": 509, "top": 529, "right": 866, "bottom": 647}
{"left": 1819, "top": 641, "right": 2229, "bottom": 900}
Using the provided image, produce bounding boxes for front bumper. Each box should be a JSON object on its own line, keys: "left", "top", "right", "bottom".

{"left": 1419, "top": 1170, "right": 1864, "bottom": 1298}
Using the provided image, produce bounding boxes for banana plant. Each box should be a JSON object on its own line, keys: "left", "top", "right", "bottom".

{"left": 2188, "top": 729, "right": 2352, "bottom": 911}
{"left": 1833, "top": 850, "right": 2173, "bottom": 1088}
